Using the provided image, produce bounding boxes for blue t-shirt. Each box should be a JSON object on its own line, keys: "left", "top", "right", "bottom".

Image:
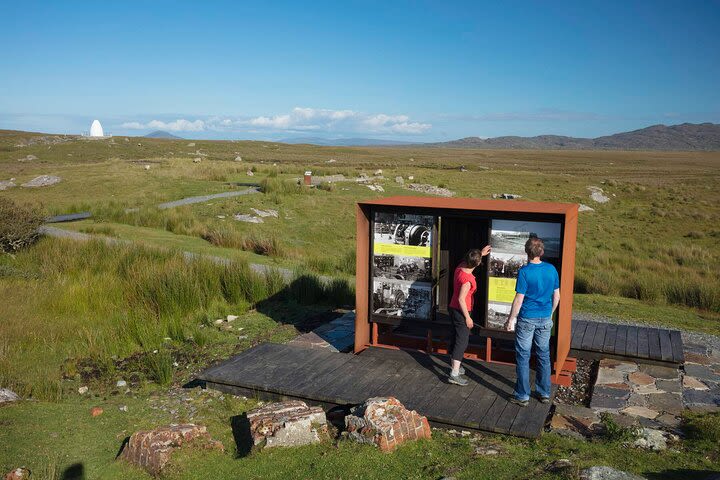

{"left": 515, "top": 262, "right": 559, "bottom": 318}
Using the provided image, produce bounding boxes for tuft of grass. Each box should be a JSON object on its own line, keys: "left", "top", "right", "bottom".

{"left": 143, "top": 350, "right": 174, "bottom": 386}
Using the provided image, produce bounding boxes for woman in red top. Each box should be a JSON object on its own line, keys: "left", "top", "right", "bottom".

{"left": 448, "top": 246, "right": 491, "bottom": 385}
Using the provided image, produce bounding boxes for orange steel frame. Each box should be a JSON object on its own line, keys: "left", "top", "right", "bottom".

{"left": 354, "top": 196, "right": 579, "bottom": 386}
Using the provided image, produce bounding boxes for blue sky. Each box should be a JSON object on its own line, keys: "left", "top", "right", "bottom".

{"left": 1, "top": 0, "right": 719, "bottom": 141}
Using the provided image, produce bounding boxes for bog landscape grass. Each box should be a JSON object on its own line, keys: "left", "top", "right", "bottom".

{"left": 1, "top": 130, "right": 719, "bottom": 478}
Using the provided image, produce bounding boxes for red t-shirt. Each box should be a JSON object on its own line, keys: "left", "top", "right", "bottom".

{"left": 449, "top": 265, "right": 477, "bottom": 312}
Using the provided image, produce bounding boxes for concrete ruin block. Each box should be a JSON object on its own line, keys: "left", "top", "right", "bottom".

{"left": 119, "top": 424, "right": 223, "bottom": 476}
{"left": 345, "top": 397, "right": 431, "bottom": 452}
{"left": 246, "top": 400, "right": 327, "bottom": 449}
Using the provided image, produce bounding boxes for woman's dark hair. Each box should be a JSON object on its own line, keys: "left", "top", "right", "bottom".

{"left": 525, "top": 237, "right": 545, "bottom": 259}
{"left": 463, "top": 249, "right": 483, "bottom": 268}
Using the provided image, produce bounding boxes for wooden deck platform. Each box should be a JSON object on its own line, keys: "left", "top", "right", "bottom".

{"left": 570, "top": 320, "right": 684, "bottom": 365}
{"left": 198, "top": 343, "right": 555, "bottom": 438}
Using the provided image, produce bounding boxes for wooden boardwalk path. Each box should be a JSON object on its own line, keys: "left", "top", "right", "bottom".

{"left": 198, "top": 343, "right": 555, "bottom": 438}
{"left": 570, "top": 320, "right": 684, "bottom": 365}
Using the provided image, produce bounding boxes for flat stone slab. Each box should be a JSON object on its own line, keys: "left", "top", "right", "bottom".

{"left": 595, "top": 367, "right": 626, "bottom": 385}
{"left": 638, "top": 364, "right": 679, "bottom": 379}
{"left": 683, "top": 388, "right": 720, "bottom": 409}
{"left": 645, "top": 393, "right": 684, "bottom": 416}
{"left": 685, "top": 364, "right": 720, "bottom": 383}
{"left": 656, "top": 379, "right": 682, "bottom": 393}
{"left": 620, "top": 406, "right": 659, "bottom": 419}
{"left": 683, "top": 376, "right": 709, "bottom": 391}
{"left": 590, "top": 395, "right": 628, "bottom": 410}
{"left": 593, "top": 386, "right": 630, "bottom": 400}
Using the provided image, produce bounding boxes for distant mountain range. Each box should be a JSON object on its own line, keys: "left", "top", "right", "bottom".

{"left": 279, "top": 136, "right": 415, "bottom": 147}
{"left": 423, "top": 122, "right": 720, "bottom": 151}
{"left": 145, "top": 130, "right": 183, "bottom": 139}
{"left": 276, "top": 123, "right": 720, "bottom": 150}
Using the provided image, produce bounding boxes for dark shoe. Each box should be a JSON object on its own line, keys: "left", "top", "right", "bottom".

{"left": 448, "top": 374, "right": 469, "bottom": 386}
{"left": 509, "top": 397, "right": 529, "bottom": 407}
{"left": 533, "top": 393, "right": 551, "bottom": 404}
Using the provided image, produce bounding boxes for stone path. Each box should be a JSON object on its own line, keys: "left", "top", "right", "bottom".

{"left": 157, "top": 187, "right": 259, "bottom": 209}
{"left": 553, "top": 341, "right": 720, "bottom": 438}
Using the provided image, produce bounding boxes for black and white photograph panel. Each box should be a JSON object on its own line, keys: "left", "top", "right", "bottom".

{"left": 487, "top": 302, "right": 512, "bottom": 331}
{"left": 373, "top": 212, "right": 433, "bottom": 247}
{"left": 373, "top": 255, "right": 431, "bottom": 282}
{"left": 372, "top": 279, "right": 432, "bottom": 319}
{"left": 490, "top": 220, "right": 562, "bottom": 258}
{"left": 488, "top": 252, "right": 527, "bottom": 279}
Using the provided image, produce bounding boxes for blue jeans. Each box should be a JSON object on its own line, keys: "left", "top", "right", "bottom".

{"left": 513, "top": 316, "right": 553, "bottom": 401}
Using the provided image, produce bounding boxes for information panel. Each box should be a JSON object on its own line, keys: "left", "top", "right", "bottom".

{"left": 487, "top": 220, "right": 561, "bottom": 330}
{"left": 372, "top": 212, "right": 433, "bottom": 320}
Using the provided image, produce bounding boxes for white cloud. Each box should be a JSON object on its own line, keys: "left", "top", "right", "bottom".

{"left": 122, "top": 118, "right": 205, "bottom": 132}
{"left": 119, "top": 107, "right": 431, "bottom": 136}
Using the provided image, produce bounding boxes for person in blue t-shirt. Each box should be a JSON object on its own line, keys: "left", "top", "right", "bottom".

{"left": 505, "top": 237, "right": 560, "bottom": 407}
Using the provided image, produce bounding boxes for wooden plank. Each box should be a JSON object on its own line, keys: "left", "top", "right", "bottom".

{"left": 453, "top": 381, "right": 496, "bottom": 428}
{"left": 201, "top": 343, "right": 296, "bottom": 385}
{"left": 614, "top": 324, "right": 628, "bottom": 357}
{"left": 571, "top": 320, "right": 588, "bottom": 348}
{"left": 478, "top": 395, "right": 509, "bottom": 430}
{"left": 289, "top": 351, "right": 357, "bottom": 397}
{"left": 199, "top": 342, "right": 276, "bottom": 380}
{"left": 520, "top": 386, "right": 556, "bottom": 437}
{"left": 625, "top": 326, "right": 639, "bottom": 358}
{"left": 637, "top": 327, "right": 650, "bottom": 359}
{"left": 669, "top": 330, "right": 684, "bottom": 363}
{"left": 591, "top": 323, "right": 608, "bottom": 352}
{"left": 602, "top": 324, "right": 617, "bottom": 354}
{"left": 580, "top": 322, "right": 597, "bottom": 350}
{"left": 256, "top": 348, "right": 334, "bottom": 393}
{"left": 647, "top": 328, "right": 661, "bottom": 361}
{"left": 492, "top": 400, "right": 523, "bottom": 434}
{"left": 658, "top": 329, "right": 674, "bottom": 362}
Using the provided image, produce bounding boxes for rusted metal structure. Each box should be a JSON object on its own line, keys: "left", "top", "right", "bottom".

{"left": 354, "top": 196, "right": 579, "bottom": 386}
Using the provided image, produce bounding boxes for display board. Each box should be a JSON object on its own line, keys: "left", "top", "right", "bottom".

{"left": 371, "top": 212, "right": 433, "bottom": 320}
{"left": 486, "top": 220, "right": 562, "bottom": 330}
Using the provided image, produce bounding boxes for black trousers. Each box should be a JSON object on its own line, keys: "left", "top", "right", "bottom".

{"left": 448, "top": 307, "right": 471, "bottom": 362}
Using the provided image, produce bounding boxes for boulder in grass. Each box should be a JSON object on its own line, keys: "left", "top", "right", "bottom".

{"left": 120, "top": 424, "right": 223, "bottom": 476}
{"left": 21, "top": 175, "right": 61, "bottom": 188}
{"left": 345, "top": 397, "right": 431, "bottom": 452}
{"left": 580, "top": 466, "right": 645, "bottom": 480}
{"left": 3, "top": 467, "right": 31, "bottom": 480}
{"left": 0, "top": 388, "right": 20, "bottom": 404}
{"left": 246, "top": 400, "right": 327, "bottom": 449}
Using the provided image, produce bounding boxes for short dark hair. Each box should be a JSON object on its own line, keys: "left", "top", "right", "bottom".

{"left": 463, "top": 249, "right": 483, "bottom": 268}
{"left": 525, "top": 237, "right": 544, "bottom": 259}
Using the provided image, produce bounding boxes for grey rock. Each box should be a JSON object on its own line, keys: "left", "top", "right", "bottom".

{"left": 633, "top": 428, "right": 667, "bottom": 451}
{"left": 0, "top": 180, "right": 16, "bottom": 190}
{"left": 579, "top": 466, "right": 645, "bottom": 480}
{"left": 21, "top": 175, "right": 61, "bottom": 187}
{"left": 685, "top": 364, "right": 720, "bottom": 383}
{"left": 595, "top": 367, "right": 626, "bottom": 385}
{"left": 654, "top": 413, "right": 681, "bottom": 428}
{"left": 545, "top": 459, "right": 573, "bottom": 472}
{"left": 683, "top": 388, "right": 720, "bottom": 407}
{"left": 591, "top": 394, "right": 628, "bottom": 410}
{"left": 639, "top": 364, "right": 678, "bottom": 380}
{"left": 395, "top": 176, "right": 404, "bottom": 184}
{"left": 0, "top": 388, "right": 20, "bottom": 404}
{"left": 655, "top": 379, "right": 682, "bottom": 393}
{"left": 593, "top": 386, "right": 631, "bottom": 400}
{"left": 116, "top": 379, "right": 127, "bottom": 388}
{"left": 645, "top": 393, "right": 684, "bottom": 415}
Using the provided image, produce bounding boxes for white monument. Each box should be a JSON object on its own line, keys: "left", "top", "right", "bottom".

{"left": 89, "top": 119, "right": 105, "bottom": 137}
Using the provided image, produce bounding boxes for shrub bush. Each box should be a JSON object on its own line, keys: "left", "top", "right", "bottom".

{"left": 0, "top": 198, "right": 45, "bottom": 253}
